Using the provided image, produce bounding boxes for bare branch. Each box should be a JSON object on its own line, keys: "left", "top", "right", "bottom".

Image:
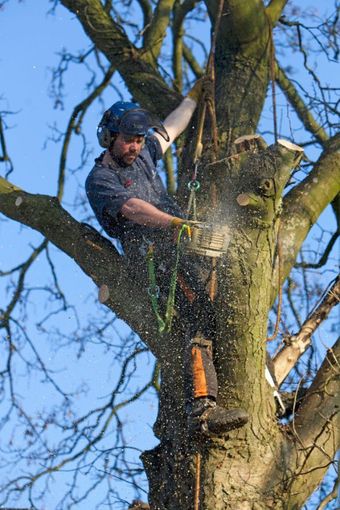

{"left": 295, "top": 229, "right": 339, "bottom": 269}
{"left": 273, "top": 275, "right": 340, "bottom": 386}
{"left": 183, "top": 43, "right": 204, "bottom": 78}
{"left": 1, "top": 348, "right": 156, "bottom": 506}
{"left": 278, "top": 133, "right": 340, "bottom": 289}
{"left": 0, "top": 114, "right": 14, "bottom": 178}
{"left": 57, "top": 64, "right": 115, "bottom": 201}
{"left": 60, "top": 0, "right": 181, "bottom": 115}
{"left": 171, "top": 0, "right": 200, "bottom": 91}
{"left": 137, "top": 0, "right": 153, "bottom": 32}
{"left": 0, "top": 177, "right": 165, "bottom": 356}
{"left": 276, "top": 63, "right": 329, "bottom": 145}
{"left": 285, "top": 338, "right": 340, "bottom": 508}
{"left": 143, "top": 0, "right": 177, "bottom": 62}
{"left": 0, "top": 239, "right": 48, "bottom": 326}
{"left": 163, "top": 148, "right": 176, "bottom": 195}
{"left": 316, "top": 475, "right": 339, "bottom": 510}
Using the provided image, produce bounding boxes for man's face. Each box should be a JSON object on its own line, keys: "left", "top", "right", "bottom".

{"left": 110, "top": 133, "right": 145, "bottom": 166}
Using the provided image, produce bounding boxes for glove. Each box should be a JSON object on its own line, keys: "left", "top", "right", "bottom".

{"left": 170, "top": 217, "right": 203, "bottom": 228}
{"left": 187, "top": 76, "right": 214, "bottom": 103}
{"left": 170, "top": 217, "right": 203, "bottom": 244}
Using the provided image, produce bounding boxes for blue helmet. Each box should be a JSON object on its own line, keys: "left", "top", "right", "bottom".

{"left": 97, "top": 101, "right": 169, "bottom": 148}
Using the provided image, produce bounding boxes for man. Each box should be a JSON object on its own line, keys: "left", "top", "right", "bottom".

{"left": 86, "top": 81, "right": 248, "bottom": 435}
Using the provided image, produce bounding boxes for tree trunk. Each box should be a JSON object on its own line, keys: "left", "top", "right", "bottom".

{"left": 142, "top": 140, "right": 312, "bottom": 509}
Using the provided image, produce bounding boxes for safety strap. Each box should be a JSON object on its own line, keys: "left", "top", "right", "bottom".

{"left": 186, "top": 179, "right": 200, "bottom": 220}
{"left": 147, "top": 224, "right": 191, "bottom": 333}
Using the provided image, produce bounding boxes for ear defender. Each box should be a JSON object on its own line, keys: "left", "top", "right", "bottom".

{"left": 97, "top": 125, "right": 112, "bottom": 148}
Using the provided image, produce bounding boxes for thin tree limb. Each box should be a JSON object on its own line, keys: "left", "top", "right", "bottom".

{"left": 295, "top": 229, "right": 339, "bottom": 269}
{"left": 143, "top": 0, "right": 177, "bottom": 62}
{"left": 0, "top": 239, "right": 48, "bottom": 325}
{"left": 164, "top": 148, "right": 176, "bottom": 195}
{"left": 60, "top": 0, "right": 181, "bottom": 115}
{"left": 172, "top": 16, "right": 184, "bottom": 91}
{"left": 137, "top": 0, "right": 153, "bottom": 32}
{"left": 0, "top": 114, "right": 14, "bottom": 178}
{"left": 273, "top": 275, "right": 340, "bottom": 386}
{"left": 276, "top": 64, "right": 329, "bottom": 145}
{"left": 183, "top": 43, "right": 204, "bottom": 77}
{"left": 172, "top": 0, "right": 200, "bottom": 90}
{"left": 316, "top": 476, "right": 339, "bottom": 510}
{"left": 57, "top": 64, "right": 115, "bottom": 201}
{"left": 285, "top": 338, "right": 340, "bottom": 508}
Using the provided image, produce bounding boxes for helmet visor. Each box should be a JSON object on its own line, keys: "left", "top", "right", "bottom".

{"left": 119, "top": 109, "right": 170, "bottom": 142}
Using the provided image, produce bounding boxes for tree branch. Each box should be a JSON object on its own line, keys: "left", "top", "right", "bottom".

{"left": 0, "top": 177, "right": 165, "bottom": 356}
{"left": 316, "top": 476, "right": 339, "bottom": 510}
{"left": 0, "top": 114, "right": 14, "bottom": 178}
{"left": 278, "top": 134, "right": 340, "bottom": 289}
{"left": 273, "top": 275, "right": 340, "bottom": 386}
{"left": 143, "top": 0, "right": 177, "bottom": 62}
{"left": 137, "top": 0, "right": 153, "bottom": 30}
{"left": 285, "top": 338, "right": 340, "bottom": 508}
{"left": 57, "top": 64, "right": 115, "bottom": 201}
{"left": 276, "top": 64, "right": 329, "bottom": 145}
{"left": 0, "top": 239, "right": 48, "bottom": 325}
{"left": 60, "top": 0, "right": 181, "bottom": 115}
{"left": 294, "top": 229, "right": 339, "bottom": 269}
{"left": 164, "top": 148, "right": 176, "bottom": 195}
{"left": 2, "top": 348, "right": 156, "bottom": 503}
{"left": 172, "top": 14, "right": 184, "bottom": 92}
{"left": 172, "top": 0, "right": 200, "bottom": 91}
{"left": 183, "top": 43, "right": 204, "bottom": 77}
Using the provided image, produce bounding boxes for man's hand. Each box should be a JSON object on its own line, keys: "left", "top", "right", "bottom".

{"left": 170, "top": 217, "right": 204, "bottom": 243}
{"left": 187, "top": 76, "right": 214, "bottom": 103}
{"left": 170, "top": 217, "right": 203, "bottom": 228}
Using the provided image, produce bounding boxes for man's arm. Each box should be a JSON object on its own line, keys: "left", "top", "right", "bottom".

{"left": 155, "top": 97, "right": 197, "bottom": 154}
{"left": 154, "top": 79, "right": 205, "bottom": 154}
{"left": 121, "top": 198, "right": 180, "bottom": 228}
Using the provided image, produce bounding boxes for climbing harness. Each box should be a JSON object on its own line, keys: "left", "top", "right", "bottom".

{"left": 147, "top": 0, "right": 227, "bottom": 332}
{"left": 146, "top": 224, "right": 191, "bottom": 333}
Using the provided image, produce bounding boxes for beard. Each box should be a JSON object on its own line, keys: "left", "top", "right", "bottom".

{"left": 110, "top": 150, "right": 137, "bottom": 167}
{"left": 109, "top": 140, "right": 139, "bottom": 167}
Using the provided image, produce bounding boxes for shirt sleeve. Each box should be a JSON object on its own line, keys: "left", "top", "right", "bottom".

{"left": 86, "top": 167, "right": 135, "bottom": 224}
{"left": 153, "top": 96, "right": 196, "bottom": 154}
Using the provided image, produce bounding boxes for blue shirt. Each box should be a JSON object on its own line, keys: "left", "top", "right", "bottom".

{"left": 85, "top": 136, "right": 184, "bottom": 253}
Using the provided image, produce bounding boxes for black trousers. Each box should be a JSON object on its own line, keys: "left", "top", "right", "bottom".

{"left": 124, "top": 237, "right": 218, "bottom": 403}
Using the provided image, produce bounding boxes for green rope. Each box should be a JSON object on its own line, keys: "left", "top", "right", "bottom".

{"left": 147, "top": 224, "right": 190, "bottom": 333}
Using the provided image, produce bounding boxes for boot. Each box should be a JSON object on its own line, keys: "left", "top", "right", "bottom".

{"left": 187, "top": 397, "right": 248, "bottom": 436}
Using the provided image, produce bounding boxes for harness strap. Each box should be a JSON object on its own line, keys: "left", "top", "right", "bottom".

{"left": 147, "top": 224, "right": 191, "bottom": 333}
